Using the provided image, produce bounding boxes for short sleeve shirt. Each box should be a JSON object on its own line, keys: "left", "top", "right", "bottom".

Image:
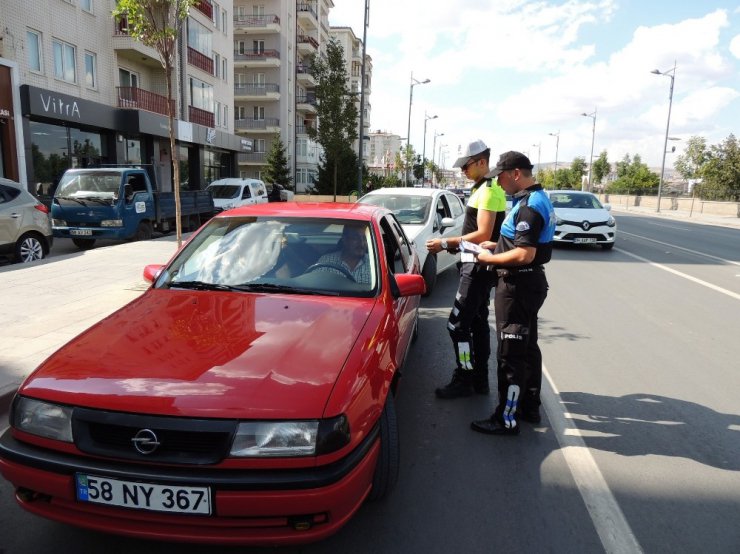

{"left": 462, "top": 179, "right": 507, "bottom": 239}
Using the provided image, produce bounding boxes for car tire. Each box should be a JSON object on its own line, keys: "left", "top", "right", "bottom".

{"left": 601, "top": 242, "right": 615, "bottom": 250}
{"left": 134, "top": 221, "right": 153, "bottom": 241}
{"left": 367, "top": 394, "right": 400, "bottom": 502}
{"left": 421, "top": 255, "right": 437, "bottom": 297}
{"left": 72, "top": 238, "right": 96, "bottom": 250}
{"left": 14, "top": 232, "right": 47, "bottom": 263}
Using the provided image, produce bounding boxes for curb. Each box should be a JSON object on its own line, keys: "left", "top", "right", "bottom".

{"left": 0, "top": 382, "right": 18, "bottom": 428}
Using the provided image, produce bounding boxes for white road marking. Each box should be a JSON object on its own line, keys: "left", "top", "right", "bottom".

{"left": 542, "top": 365, "right": 643, "bottom": 554}
{"left": 615, "top": 247, "right": 740, "bottom": 301}
{"left": 619, "top": 231, "right": 740, "bottom": 267}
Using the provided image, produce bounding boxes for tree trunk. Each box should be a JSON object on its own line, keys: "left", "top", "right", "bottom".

{"left": 333, "top": 156, "right": 338, "bottom": 203}
{"left": 165, "top": 62, "right": 182, "bottom": 248}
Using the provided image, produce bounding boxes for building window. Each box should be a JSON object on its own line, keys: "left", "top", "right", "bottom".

{"left": 221, "top": 57, "right": 227, "bottom": 81}
{"left": 212, "top": 2, "right": 220, "bottom": 29}
{"left": 222, "top": 105, "right": 228, "bottom": 129}
{"left": 84, "top": 52, "right": 97, "bottom": 88}
{"left": 214, "top": 101, "right": 222, "bottom": 127}
{"left": 119, "top": 67, "right": 139, "bottom": 88}
{"left": 187, "top": 18, "right": 212, "bottom": 57}
{"left": 297, "top": 138, "right": 307, "bottom": 157}
{"left": 213, "top": 52, "right": 220, "bottom": 77}
{"left": 254, "top": 139, "right": 265, "bottom": 153}
{"left": 53, "top": 39, "right": 76, "bottom": 83}
{"left": 27, "top": 30, "right": 43, "bottom": 73}
{"left": 189, "top": 76, "right": 214, "bottom": 112}
{"left": 221, "top": 8, "right": 227, "bottom": 34}
{"left": 80, "top": 0, "right": 92, "bottom": 13}
{"left": 253, "top": 106, "right": 265, "bottom": 120}
{"left": 253, "top": 40, "right": 265, "bottom": 54}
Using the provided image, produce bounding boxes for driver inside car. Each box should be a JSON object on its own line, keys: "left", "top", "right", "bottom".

{"left": 315, "top": 224, "right": 372, "bottom": 284}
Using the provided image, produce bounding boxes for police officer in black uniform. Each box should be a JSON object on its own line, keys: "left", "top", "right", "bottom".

{"left": 470, "top": 151, "right": 556, "bottom": 435}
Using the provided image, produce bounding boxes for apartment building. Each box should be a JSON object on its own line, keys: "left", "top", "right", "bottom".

{"left": 367, "top": 130, "right": 403, "bottom": 179}
{"left": 233, "top": 0, "right": 329, "bottom": 192}
{"left": 328, "top": 26, "right": 372, "bottom": 170}
{"left": 0, "top": 0, "right": 248, "bottom": 197}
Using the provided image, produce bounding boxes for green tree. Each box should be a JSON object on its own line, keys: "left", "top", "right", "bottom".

{"left": 313, "top": 145, "right": 359, "bottom": 196}
{"left": 696, "top": 134, "right": 740, "bottom": 201}
{"left": 307, "top": 39, "right": 359, "bottom": 200}
{"left": 113, "top": 0, "right": 194, "bottom": 247}
{"left": 263, "top": 137, "right": 293, "bottom": 189}
{"left": 592, "top": 150, "right": 611, "bottom": 186}
{"left": 674, "top": 136, "right": 709, "bottom": 181}
{"left": 606, "top": 153, "right": 659, "bottom": 194}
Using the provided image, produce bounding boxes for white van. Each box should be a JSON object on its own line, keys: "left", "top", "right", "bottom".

{"left": 206, "top": 178, "right": 268, "bottom": 211}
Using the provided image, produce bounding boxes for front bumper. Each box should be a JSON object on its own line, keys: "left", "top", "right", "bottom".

{"left": 0, "top": 427, "right": 379, "bottom": 546}
{"left": 53, "top": 226, "right": 128, "bottom": 240}
{"left": 553, "top": 224, "right": 616, "bottom": 244}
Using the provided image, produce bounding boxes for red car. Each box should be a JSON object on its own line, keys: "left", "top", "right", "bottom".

{"left": 0, "top": 202, "right": 425, "bottom": 546}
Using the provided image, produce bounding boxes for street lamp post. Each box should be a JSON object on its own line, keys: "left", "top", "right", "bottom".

{"left": 531, "top": 142, "right": 541, "bottom": 177}
{"left": 581, "top": 108, "right": 597, "bottom": 191}
{"left": 549, "top": 131, "right": 560, "bottom": 170}
{"left": 405, "top": 72, "right": 431, "bottom": 186}
{"left": 652, "top": 61, "right": 676, "bottom": 213}
{"left": 356, "top": 0, "right": 369, "bottom": 195}
{"left": 431, "top": 131, "right": 444, "bottom": 188}
{"left": 421, "top": 112, "right": 437, "bottom": 185}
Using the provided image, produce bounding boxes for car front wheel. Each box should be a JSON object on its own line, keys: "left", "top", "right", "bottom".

{"left": 15, "top": 232, "right": 47, "bottom": 263}
{"left": 367, "top": 394, "right": 400, "bottom": 501}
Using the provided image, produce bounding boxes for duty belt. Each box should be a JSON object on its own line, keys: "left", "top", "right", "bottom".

{"left": 496, "top": 266, "right": 544, "bottom": 277}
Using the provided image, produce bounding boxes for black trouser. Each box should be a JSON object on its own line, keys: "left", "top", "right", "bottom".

{"left": 493, "top": 269, "right": 548, "bottom": 428}
{"left": 447, "top": 263, "right": 496, "bottom": 384}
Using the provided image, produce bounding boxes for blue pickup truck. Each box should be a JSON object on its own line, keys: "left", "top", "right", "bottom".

{"left": 51, "top": 167, "right": 214, "bottom": 250}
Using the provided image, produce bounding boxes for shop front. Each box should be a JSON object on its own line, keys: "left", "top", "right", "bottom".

{"left": 19, "top": 85, "right": 249, "bottom": 202}
{"left": 0, "top": 59, "right": 24, "bottom": 183}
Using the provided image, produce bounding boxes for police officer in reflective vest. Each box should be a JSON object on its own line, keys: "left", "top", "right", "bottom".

{"left": 426, "top": 140, "right": 507, "bottom": 398}
{"left": 471, "top": 151, "right": 555, "bottom": 435}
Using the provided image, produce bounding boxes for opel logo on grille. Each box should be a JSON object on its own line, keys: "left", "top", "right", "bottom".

{"left": 131, "top": 429, "right": 161, "bottom": 455}
{"left": 582, "top": 220, "right": 591, "bottom": 231}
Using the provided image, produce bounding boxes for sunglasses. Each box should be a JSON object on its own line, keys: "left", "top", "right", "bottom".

{"left": 461, "top": 158, "right": 479, "bottom": 171}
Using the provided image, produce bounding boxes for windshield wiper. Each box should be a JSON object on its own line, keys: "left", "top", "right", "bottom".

{"left": 232, "top": 283, "right": 329, "bottom": 295}
{"left": 169, "top": 280, "right": 239, "bottom": 292}
{"left": 56, "top": 196, "right": 88, "bottom": 206}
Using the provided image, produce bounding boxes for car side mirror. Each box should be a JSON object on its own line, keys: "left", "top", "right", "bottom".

{"left": 603, "top": 203, "right": 611, "bottom": 211}
{"left": 439, "top": 216, "right": 455, "bottom": 230}
{"left": 143, "top": 264, "right": 164, "bottom": 283}
{"left": 391, "top": 273, "right": 426, "bottom": 298}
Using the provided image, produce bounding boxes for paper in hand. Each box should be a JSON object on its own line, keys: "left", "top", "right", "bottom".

{"left": 459, "top": 240, "right": 488, "bottom": 255}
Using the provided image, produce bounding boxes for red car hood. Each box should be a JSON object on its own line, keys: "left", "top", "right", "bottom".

{"left": 21, "top": 290, "right": 376, "bottom": 419}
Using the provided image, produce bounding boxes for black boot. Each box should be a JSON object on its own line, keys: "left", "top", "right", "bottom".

{"left": 472, "top": 374, "right": 490, "bottom": 395}
{"left": 435, "top": 371, "right": 473, "bottom": 399}
{"left": 470, "top": 415, "right": 520, "bottom": 436}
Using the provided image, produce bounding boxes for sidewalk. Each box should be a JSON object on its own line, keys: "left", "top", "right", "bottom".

{"left": 611, "top": 204, "right": 740, "bottom": 229}
{"left": 0, "top": 235, "right": 182, "bottom": 413}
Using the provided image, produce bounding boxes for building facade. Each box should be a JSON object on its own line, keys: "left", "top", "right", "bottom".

{"left": 367, "top": 130, "right": 403, "bottom": 179}
{"left": 0, "top": 0, "right": 249, "bottom": 198}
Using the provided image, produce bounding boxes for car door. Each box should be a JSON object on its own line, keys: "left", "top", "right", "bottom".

{"left": 379, "top": 215, "right": 417, "bottom": 364}
{"left": 239, "top": 184, "right": 254, "bottom": 206}
{"left": 0, "top": 183, "right": 24, "bottom": 248}
{"left": 434, "top": 192, "right": 464, "bottom": 272}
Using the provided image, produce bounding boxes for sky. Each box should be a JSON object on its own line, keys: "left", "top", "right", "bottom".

{"left": 328, "top": 0, "right": 740, "bottom": 171}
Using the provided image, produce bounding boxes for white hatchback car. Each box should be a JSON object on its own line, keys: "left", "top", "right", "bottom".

{"left": 358, "top": 187, "right": 465, "bottom": 295}
{"left": 206, "top": 178, "right": 268, "bottom": 212}
{"left": 0, "top": 178, "right": 53, "bottom": 263}
{"left": 547, "top": 190, "right": 617, "bottom": 250}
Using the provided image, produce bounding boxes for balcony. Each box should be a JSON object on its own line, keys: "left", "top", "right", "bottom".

{"left": 193, "top": 0, "right": 213, "bottom": 19}
{"left": 189, "top": 105, "right": 214, "bottom": 127}
{"left": 296, "top": 62, "right": 315, "bottom": 86}
{"left": 233, "top": 14, "right": 280, "bottom": 34}
{"left": 188, "top": 46, "right": 214, "bottom": 74}
{"left": 296, "top": 93, "right": 317, "bottom": 115}
{"left": 296, "top": 124, "right": 314, "bottom": 135}
{"left": 117, "top": 87, "right": 174, "bottom": 117}
{"left": 297, "top": 4, "right": 318, "bottom": 30}
{"left": 234, "top": 118, "right": 280, "bottom": 134}
{"left": 237, "top": 152, "right": 267, "bottom": 164}
{"left": 234, "top": 83, "right": 280, "bottom": 101}
{"left": 233, "top": 50, "right": 280, "bottom": 68}
{"left": 297, "top": 34, "right": 319, "bottom": 56}
{"left": 112, "top": 19, "right": 161, "bottom": 67}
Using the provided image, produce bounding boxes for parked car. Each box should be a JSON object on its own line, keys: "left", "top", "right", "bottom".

{"left": 0, "top": 202, "right": 425, "bottom": 546}
{"left": 0, "top": 177, "right": 53, "bottom": 263}
{"left": 206, "top": 178, "right": 268, "bottom": 211}
{"left": 357, "top": 187, "right": 465, "bottom": 295}
{"left": 267, "top": 183, "right": 295, "bottom": 202}
{"left": 547, "top": 190, "right": 617, "bottom": 249}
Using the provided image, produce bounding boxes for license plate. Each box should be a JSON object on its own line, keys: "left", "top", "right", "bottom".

{"left": 75, "top": 474, "right": 211, "bottom": 515}
{"left": 70, "top": 229, "right": 93, "bottom": 236}
{"left": 574, "top": 237, "right": 597, "bottom": 244}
